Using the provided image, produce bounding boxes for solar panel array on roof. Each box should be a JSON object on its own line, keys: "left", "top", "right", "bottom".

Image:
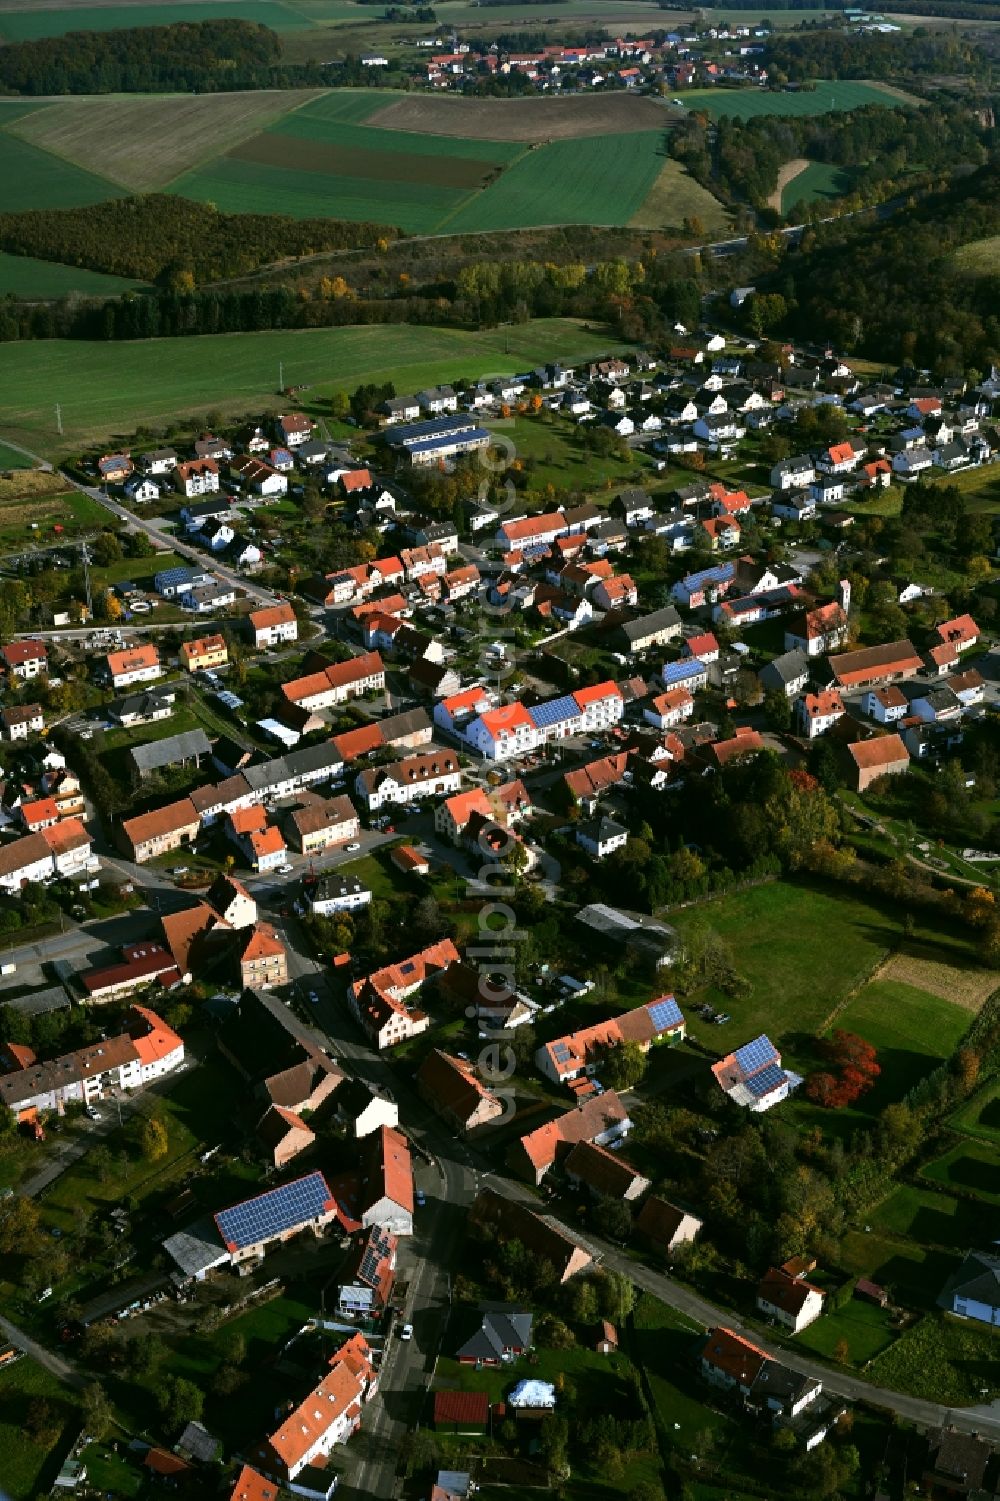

{"left": 529, "top": 695, "right": 579, "bottom": 730}
{"left": 552, "top": 1043, "right": 571, "bottom": 1061}
{"left": 734, "top": 1035, "right": 777, "bottom": 1077}
{"left": 647, "top": 997, "right": 683, "bottom": 1032}
{"left": 745, "top": 1062, "right": 787, "bottom": 1099}
{"left": 662, "top": 660, "right": 704, "bottom": 686}
{"left": 214, "top": 1171, "right": 333, "bottom": 1251}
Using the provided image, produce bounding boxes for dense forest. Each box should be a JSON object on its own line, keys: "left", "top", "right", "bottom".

{"left": 0, "top": 197, "right": 399, "bottom": 286}
{"left": 0, "top": 18, "right": 327, "bottom": 94}
{"left": 776, "top": 160, "right": 1000, "bottom": 367}
{"left": 671, "top": 100, "right": 990, "bottom": 211}
{"left": 765, "top": 24, "right": 986, "bottom": 80}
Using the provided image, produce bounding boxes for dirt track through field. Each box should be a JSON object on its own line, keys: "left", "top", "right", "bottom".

{"left": 367, "top": 92, "right": 673, "bottom": 141}
{"left": 879, "top": 949, "right": 996, "bottom": 1012}
{"left": 767, "top": 156, "right": 809, "bottom": 212}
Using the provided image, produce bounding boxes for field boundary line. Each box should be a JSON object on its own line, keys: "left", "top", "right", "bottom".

{"left": 427, "top": 141, "right": 534, "bottom": 236}
{"left": 152, "top": 88, "right": 331, "bottom": 192}
{"left": 817, "top": 947, "right": 894, "bottom": 1035}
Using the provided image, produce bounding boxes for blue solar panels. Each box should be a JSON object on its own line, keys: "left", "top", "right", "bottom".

{"left": 647, "top": 996, "right": 683, "bottom": 1033}
{"left": 662, "top": 660, "right": 704, "bottom": 687}
{"left": 745, "top": 1062, "right": 787, "bottom": 1099}
{"left": 215, "top": 1171, "right": 333, "bottom": 1251}
{"left": 529, "top": 695, "right": 579, "bottom": 730}
{"left": 734, "top": 1034, "right": 777, "bottom": 1077}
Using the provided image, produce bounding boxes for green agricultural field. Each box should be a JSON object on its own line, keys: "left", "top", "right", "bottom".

{"left": 677, "top": 79, "right": 917, "bottom": 120}
{"left": 832, "top": 977, "right": 969, "bottom": 1110}
{"left": 0, "top": 440, "right": 33, "bottom": 468}
{"left": 0, "top": 251, "right": 145, "bottom": 299}
{"left": 0, "top": 131, "right": 125, "bottom": 212}
{"left": 0, "top": 316, "right": 630, "bottom": 454}
{"left": 781, "top": 159, "right": 859, "bottom": 214}
{"left": 0, "top": 1, "right": 311, "bottom": 39}
{"left": 174, "top": 123, "right": 673, "bottom": 232}
{"left": 445, "top": 131, "right": 667, "bottom": 232}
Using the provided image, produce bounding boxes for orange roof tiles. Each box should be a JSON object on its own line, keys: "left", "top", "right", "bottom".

{"left": 848, "top": 734, "right": 909, "bottom": 770}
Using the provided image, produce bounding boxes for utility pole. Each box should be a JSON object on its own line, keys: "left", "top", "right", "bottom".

{"left": 81, "top": 541, "right": 93, "bottom": 619}
{"left": 55, "top": 404, "right": 63, "bottom": 436}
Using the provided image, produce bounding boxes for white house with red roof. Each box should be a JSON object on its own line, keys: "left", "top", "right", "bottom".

{"left": 249, "top": 1333, "right": 376, "bottom": 1483}
{"left": 1, "top": 639, "right": 48, "bottom": 681}
{"left": 935, "top": 613, "right": 980, "bottom": 654}
{"left": 817, "top": 440, "right": 865, "bottom": 474}
{"left": 798, "top": 689, "right": 844, "bottom": 739}
{"left": 360, "top": 1124, "right": 414, "bottom": 1236}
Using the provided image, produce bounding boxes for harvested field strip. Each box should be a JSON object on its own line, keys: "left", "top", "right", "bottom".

{"left": 276, "top": 111, "right": 525, "bottom": 162}
{"left": 230, "top": 132, "right": 498, "bottom": 189}
{"left": 767, "top": 156, "right": 809, "bottom": 213}
{"left": 628, "top": 155, "right": 730, "bottom": 233}
{"left": 8, "top": 91, "right": 324, "bottom": 193}
{"left": 878, "top": 949, "right": 996, "bottom": 1012}
{"left": 366, "top": 90, "right": 672, "bottom": 140}
{"left": 0, "top": 131, "right": 125, "bottom": 212}
{"left": 443, "top": 131, "right": 665, "bottom": 232}
{"left": 0, "top": 0, "right": 311, "bottom": 38}
{"left": 171, "top": 154, "right": 465, "bottom": 231}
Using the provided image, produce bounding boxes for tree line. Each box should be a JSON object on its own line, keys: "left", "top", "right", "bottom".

{"left": 775, "top": 158, "right": 1000, "bottom": 367}
{"left": 0, "top": 19, "right": 324, "bottom": 94}
{"left": 765, "top": 23, "right": 987, "bottom": 80}
{"left": 671, "top": 100, "right": 989, "bottom": 213}
{"left": 0, "top": 196, "right": 399, "bottom": 287}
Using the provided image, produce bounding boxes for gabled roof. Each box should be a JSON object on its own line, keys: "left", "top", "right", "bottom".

{"left": 563, "top": 1139, "right": 648, "bottom": 1198}
{"left": 701, "top": 1327, "right": 769, "bottom": 1385}
{"left": 847, "top": 734, "right": 909, "bottom": 771}
{"left": 519, "top": 1090, "right": 630, "bottom": 1173}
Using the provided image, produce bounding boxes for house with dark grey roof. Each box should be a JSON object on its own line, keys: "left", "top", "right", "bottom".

{"left": 456, "top": 1305, "right": 533, "bottom": 1367}
{"left": 943, "top": 1248, "right": 1000, "bottom": 1326}
{"left": 759, "top": 649, "right": 809, "bottom": 699}
{"left": 612, "top": 606, "right": 683, "bottom": 654}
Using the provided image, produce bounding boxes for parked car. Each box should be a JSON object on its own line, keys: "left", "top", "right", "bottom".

{"left": 308, "top": 991, "right": 320, "bottom": 1005}
{"left": 276, "top": 862, "right": 294, "bottom": 875}
{"left": 345, "top": 843, "right": 361, "bottom": 853}
{"left": 400, "top": 1323, "right": 413, "bottom": 1341}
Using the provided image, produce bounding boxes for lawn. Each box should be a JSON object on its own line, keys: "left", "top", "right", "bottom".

{"left": 867, "top": 1183, "right": 983, "bottom": 1252}
{"left": 0, "top": 1, "right": 311, "bottom": 39}
{"left": 668, "top": 878, "right": 969, "bottom": 1047}
{"left": 0, "top": 316, "right": 631, "bottom": 456}
{"left": 831, "top": 977, "right": 970, "bottom": 1110}
{"left": 0, "top": 440, "right": 33, "bottom": 468}
{"left": 780, "top": 159, "right": 859, "bottom": 215}
{"left": 795, "top": 1295, "right": 896, "bottom": 1366}
{"left": 954, "top": 233, "right": 1000, "bottom": 277}
{"left": 838, "top": 1228, "right": 958, "bottom": 1312}
{"left": 920, "top": 1138, "right": 1000, "bottom": 1205}
{"left": 487, "top": 412, "right": 652, "bottom": 497}
{"left": 0, "top": 251, "right": 146, "bottom": 299}
{"left": 676, "top": 79, "right": 918, "bottom": 120}
{"left": 0, "top": 130, "right": 125, "bottom": 212}
{"left": 0, "top": 1357, "right": 79, "bottom": 1500}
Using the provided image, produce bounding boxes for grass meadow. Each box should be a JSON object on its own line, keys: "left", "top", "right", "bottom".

{"left": 780, "top": 159, "right": 859, "bottom": 214}
{"left": 0, "top": 1357, "right": 79, "bottom": 1500}
{"left": 0, "top": 251, "right": 145, "bottom": 298}
{"left": 677, "top": 79, "right": 917, "bottom": 119}
{"left": 0, "top": 316, "right": 630, "bottom": 453}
